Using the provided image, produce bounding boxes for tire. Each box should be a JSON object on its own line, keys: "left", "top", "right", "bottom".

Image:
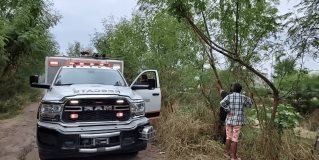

{"left": 39, "top": 151, "right": 52, "bottom": 160}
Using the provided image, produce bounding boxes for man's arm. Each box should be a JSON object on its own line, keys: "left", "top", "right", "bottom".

{"left": 220, "top": 95, "right": 230, "bottom": 112}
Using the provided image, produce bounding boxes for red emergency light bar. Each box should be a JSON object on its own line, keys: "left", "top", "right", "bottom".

{"left": 67, "top": 61, "right": 112, "bottom": 67}
{"left": 48, "top": 60, "right": 116, "bottom": 68}
{"left": 49, "top": 61, "right": 59, "bottom": 67}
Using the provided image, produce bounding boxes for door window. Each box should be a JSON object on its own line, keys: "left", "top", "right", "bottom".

{"left": 133, "top": 71, "right": 158, "bottom": 89}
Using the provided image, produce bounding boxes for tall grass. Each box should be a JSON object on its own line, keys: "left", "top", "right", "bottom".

{"left": 155, "top": 102, "right": 319, "bottom": 160}
{"left": 155, "top": 102, "right": 226, "bottom": 160}
{"left": 0, "top": 89, "right": 41, "bottom": 119}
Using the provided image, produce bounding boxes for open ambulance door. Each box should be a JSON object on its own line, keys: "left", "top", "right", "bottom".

{"left": 130, "top": 70, "right": 161, "bottom": 119}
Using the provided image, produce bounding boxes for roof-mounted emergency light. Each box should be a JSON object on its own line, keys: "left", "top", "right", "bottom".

{"left": 49, "top": 61, "right": 59, "bottom": 67}
{"left": 66, "top": 61, "right": 113, "bottom": 68}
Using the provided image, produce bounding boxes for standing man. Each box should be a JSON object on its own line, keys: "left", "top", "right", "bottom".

{"left": 216, "top": 82, "right": 230, "bottom": 144}
{"left": 220, "top": 83, "right": 252, "bottom": 160}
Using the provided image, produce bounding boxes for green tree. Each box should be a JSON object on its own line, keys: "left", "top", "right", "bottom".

{"left": 139, "top": 0, "right": 284, "bottom": 123}
{"left": 288, "top": 0, "right": 319, "bottom": 58}
{"left": 93, "top": 16, "right": 148, "bottom": 81}
{"left": 66, "top": 41, "right": 82, "bottom": 57}
{"left": 0, "top": 0, "right": 59, "bottom": 114}
{"left": 93, "top": 12, "right": 205, "bottom": 108}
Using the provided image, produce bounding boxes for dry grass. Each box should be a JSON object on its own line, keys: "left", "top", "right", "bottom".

{"left": 280, "top": 131, "right": 318, "bottom": 160}
{"left": 302, "top": 109, "right": 319, "bottom": 131}
{"left": 155, "top": 103, "right": 226, "bottom": 160}
{"left": 156, "top": 103, "right": 319, "bottom": 160}
{"left": 238, "top": 125, "right": 318, "bottom": 160}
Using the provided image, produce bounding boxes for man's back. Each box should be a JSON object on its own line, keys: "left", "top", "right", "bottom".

{"left": 220, "top": 92, "right": 252, "bottom": 125}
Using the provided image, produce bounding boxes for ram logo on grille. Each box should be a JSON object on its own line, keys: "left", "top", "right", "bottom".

{"left": 62, "top": 99, "right": 131, "bottom": 122}
{"left": 83, "top": 106, "right": 113, "bottom": 111}
{"left": 64, "top": 105, "right": 130, "bottom": 112}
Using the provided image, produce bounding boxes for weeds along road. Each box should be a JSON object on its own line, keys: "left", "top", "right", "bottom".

{"left": 0, "top": 102, "right": 165, "bottom": 160}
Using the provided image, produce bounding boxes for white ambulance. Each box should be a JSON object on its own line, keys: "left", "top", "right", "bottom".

{"left": 30, "top": 54, "right": 161, "bottom": 159}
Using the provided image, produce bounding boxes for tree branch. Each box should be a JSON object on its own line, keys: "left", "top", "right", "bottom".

{"left": 235, "top": 0, "right": 239, "bottom": 55}
{"left": 184, "top": 16, "right": 280, "bottom": 122}
{"left": 201, "top": 10, "right": 223, "bottom": 89}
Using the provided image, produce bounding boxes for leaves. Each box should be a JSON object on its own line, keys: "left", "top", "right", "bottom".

{"left": 0, "top": 0, "right": 59, "bottom": 113}
{"left": 287, "top": 0, "right": 319, "bottom": 58}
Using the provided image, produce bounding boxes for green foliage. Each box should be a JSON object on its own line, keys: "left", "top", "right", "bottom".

{"left": 66, "top": 41, "right": 82, "bottom": 57}
{"left": 273, "top": 57, "right": 319, "bottom": 115}
{"left": 248, "top": 104, "right": 302, "bottom": 130}
{"left": 138, "top": 1, "right": 286, "bottom": 127}
{"left": 275, "top": 104, "right": 302, "bottom": 129}
{"left": 93, "top": 12, "right": 204, "bottom": 108}
{"left": 254, "top": 87, "right": 272, "bottom": 97}
{"left": 287, "top": 0, "right": 319, "bottom": 58}
{"left": 66, "top": 41, "right": 94, "bottom": 57}
{"left": 93, "top": 16, "right": 148, "bottom": 81}
{"left": 281, "top": 74, "right": 319, "bottom": 114}
{"left": 213, "top": 0, "right": 280, "bottom": 60}
{"left": 0, "top": 0, "right": 59, "bottom": 115}
{"left": 273, "top": 57, "right": 297, "bottom": 78}
{"left": 140, "top": 0, "right": 282, "bottom": 65}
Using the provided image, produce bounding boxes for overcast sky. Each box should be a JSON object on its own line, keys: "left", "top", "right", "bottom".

{"left": 49, "top": 0, "right": 317, "bottom": 72}
{"left": 50, "top": 0, "right": 137, "bottom": 54}
{"left": 50, "top": 0, "right": 299, "bottom": 53}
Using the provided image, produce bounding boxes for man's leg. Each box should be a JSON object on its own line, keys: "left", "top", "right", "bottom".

{"left": 225, "top": 139, "right": 232, "bottom": 156}
{"left": 225, "top": 125, "right": 233, "bottom": 155}
{"left": 230, "top": 142, "right": 238, "bottom": 159}
{"left": 222, "top": 124, "right": 227, "bottom": 144}
{"left": 230, "top": 125, "right": 241, "bottom": 159}
{"left": 218, "top": 121, "right": 226, "bottom": 144}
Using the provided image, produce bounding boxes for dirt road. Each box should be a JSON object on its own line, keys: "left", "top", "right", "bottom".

{"left": 0, "top": 102, "right": 38, "bottom": 160}
{"left": 0, "top": 103, "right": 165, "bottom": 160}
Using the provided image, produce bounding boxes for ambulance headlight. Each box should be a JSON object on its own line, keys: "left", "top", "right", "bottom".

{"left": 39, "top": 103, "right": 63, "bottom": 122}
{"left": 130, "top": 100, "right": 145, "bottom": 117}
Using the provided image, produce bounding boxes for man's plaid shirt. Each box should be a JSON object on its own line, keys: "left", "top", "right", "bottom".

{"left": 220, "top": 92, "right": 253, "bottom": 126}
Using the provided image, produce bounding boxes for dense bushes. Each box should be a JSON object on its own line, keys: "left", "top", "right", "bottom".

{"left": 0, "top": 0, "right": 58, "bottom": 116}
{"left": 247, "top": 104, "right": 302, "bottom": 131}
{"left": 0, "top": 89, "right": 40, "bottom": 119}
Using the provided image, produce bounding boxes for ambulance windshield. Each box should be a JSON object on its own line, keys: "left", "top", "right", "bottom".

{"left": 54, "top": 68, "right": 126, "bottom": 86}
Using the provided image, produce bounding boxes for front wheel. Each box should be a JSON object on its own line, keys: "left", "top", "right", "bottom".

{"left": 39, "top": 151, "right": 52, "bottom": 160}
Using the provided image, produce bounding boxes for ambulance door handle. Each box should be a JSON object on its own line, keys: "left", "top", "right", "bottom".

{"left": 152, "top": 93, "right": 160, "bottom": 96}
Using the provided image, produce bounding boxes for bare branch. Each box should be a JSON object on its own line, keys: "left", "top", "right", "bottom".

{"left": 235, "top": 0, "right": 239, "bottom": 55}
{"left": 201, "top": 10, "right": 223, "bottom": 89}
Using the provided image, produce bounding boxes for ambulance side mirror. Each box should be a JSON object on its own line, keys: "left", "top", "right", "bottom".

{"left": 30, "top": 75, "right": 39, "bottom": 84}
{"left": 30, "top": 75, "right": 51, "bottom": 89}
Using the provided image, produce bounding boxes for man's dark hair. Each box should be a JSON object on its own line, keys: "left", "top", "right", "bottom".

{"left": 232, "top": 83, "right": 242, "bottom": 93}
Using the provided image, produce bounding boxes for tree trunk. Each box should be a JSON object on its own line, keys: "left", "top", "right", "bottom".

{"left": 185, "top": 16, "right": 280, "bottom": 122}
